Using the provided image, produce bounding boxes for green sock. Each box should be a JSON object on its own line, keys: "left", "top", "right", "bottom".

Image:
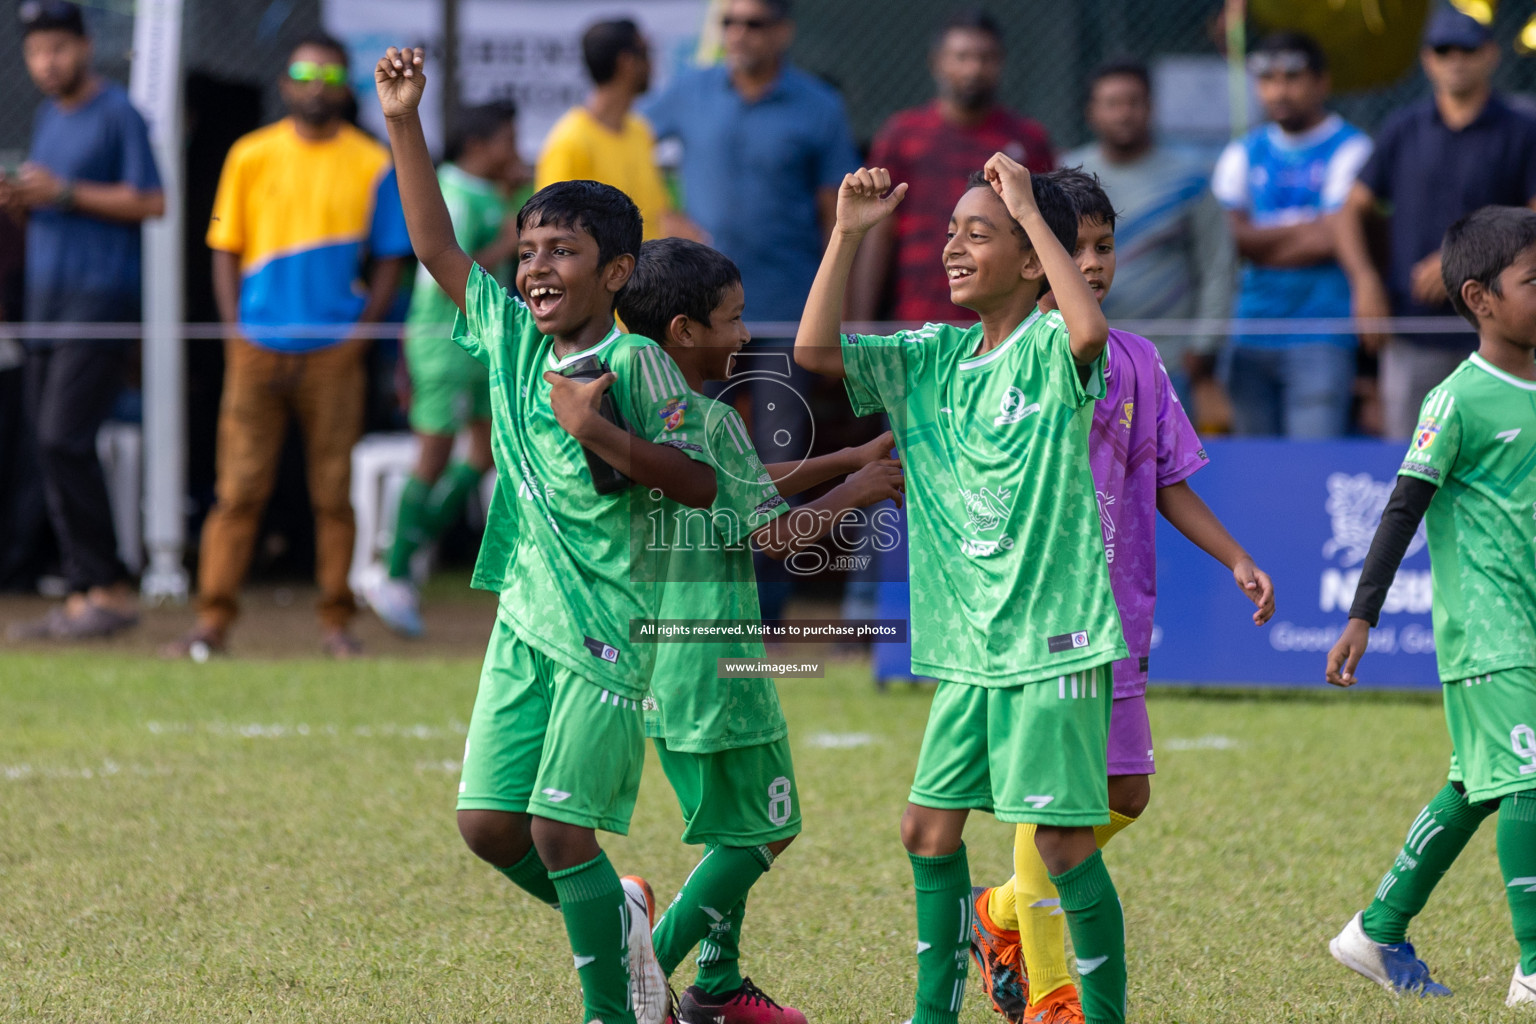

{"left": 1361, "top": 782, "right": 1493, "bottom": 944}
{"left": 1499, "top": 791, "right": 1536, "bottom": 975}
{"left": 1051, "top": 849, "right": 1125, "bottom": 1024}
{"left": 908, "top": 844, "right": 970, "bottom": 1024}
{"left": 693, "top": 896, "right": 748, "bottom": 997}
{"left": 496, "top": 846, "right": 559, "bottom": 908}
{"left": 424, "top": 461, "right": 483, "bottom": 538}
{"left": 652, "top": 844, "right": 772, "bottom": 988}
{"left": 550, "top": 852, "right": 635, "bottom": 1024}
{"left": 386, "top": 476, "right": 432, "bottom": 579}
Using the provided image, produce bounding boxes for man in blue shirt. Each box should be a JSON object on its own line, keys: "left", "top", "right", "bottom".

{"left": 642, "top": 0, "right": 857, "bottom": 620}
{"left": 1336, "top": 7, "right": 1536, "bottom": 438}
{"left": 2, "top": 1, "right": 163, "bottom": 641}
{"left": 1211, "top": 31, "right": 1372, "bottom": 438}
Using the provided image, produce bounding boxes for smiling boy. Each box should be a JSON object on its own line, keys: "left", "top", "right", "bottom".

{"left": 795, "top": 155, "right": 1131, "bottom": 1024}
{"left": 617, "top": 237, "right": 903, "bottom": 1023}
{"left": 377, "top": 47, "right": 719, "bottom": 1024}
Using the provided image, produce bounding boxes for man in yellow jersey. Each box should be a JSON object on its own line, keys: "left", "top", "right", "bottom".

{"left": 537, "top": 18, "right": 704, "bottom": 242}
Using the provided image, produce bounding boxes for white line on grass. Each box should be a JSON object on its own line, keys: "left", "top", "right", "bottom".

{"left": 2, "top": 760, "right": 174, "bottom": 782}
{"left": 1161, "top": 735, "right": 1240, "bottom": 751}
{"left": 144, "top": 721, "right": 469, "bottom": 739}
{"left": 804, "top": 732, "right": 877, "bottom": 749}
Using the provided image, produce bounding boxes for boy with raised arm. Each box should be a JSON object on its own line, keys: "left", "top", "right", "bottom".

{"left": 617, "top": 237, "right": 903, "bottom": 1024}
{"left": 377, "top": 47, "right": 718, "bottom": 1024}
{"left": 795, "top": 154, "right": 1132, "bottom": 1024}
{"left": 1325, "top": 205, "right": 1536, "bottom": 1008}
{"left": 968, "top": 168, "right": 1276, "bottom": 1024}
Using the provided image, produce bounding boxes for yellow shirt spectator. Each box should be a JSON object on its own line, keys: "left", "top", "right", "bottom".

{"left": 536, "top": 108, "right": 672, "bottom": 240}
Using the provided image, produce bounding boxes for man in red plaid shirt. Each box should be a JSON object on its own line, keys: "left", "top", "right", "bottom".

{"left": 849, "top": 8, "right": 1054, "bottom": 325}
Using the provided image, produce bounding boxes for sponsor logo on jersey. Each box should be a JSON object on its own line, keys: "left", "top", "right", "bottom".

{"left": 658, "top": 396, "right": 689, "bottom": 431}
{"left": 1496, "top": 427, "right": 1523, "bottom": 444}
{"left": 1096, "top": 491, "right": 1117, "bottom": 562}
{"left": 1119, "top": 401, "right": 1134, "bottom": 429}
{"left": 961, "top": 486, "right": 1012, "bottom": 533}
{"left": 994, "top": 386, "right": 1040, "bottom": 426}
{"left": 1413, "top": 416, "right": 1440, "bottom": 451}
{"left": 583, "top": 635, "right": 621, "bottom": 662}
{"left": 1046, "top": 631, "right": 1090, "bottom": 653}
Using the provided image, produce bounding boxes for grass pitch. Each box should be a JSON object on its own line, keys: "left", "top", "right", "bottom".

{"left": 1, "top": 651, "right": 1523, "bottom": 1022}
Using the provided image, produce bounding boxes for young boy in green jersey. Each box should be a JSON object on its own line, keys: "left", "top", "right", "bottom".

{"left": 1325, "top": 205, "right": 1536, "bottom": 1008}
{"left": 377, "top": 47, "right": 718, "bottom": 1024}
{"left": 795, "top": 155, "right": 1133, "bottom": 1024}
{"left": 968, "top": 168, "right": 1277, "bottom": 1024}
{"left": 366, "top": 101, "right": 527, "bottom": 637}
{"left": 616, "top": 237, "right": 904, "bottom": 1024}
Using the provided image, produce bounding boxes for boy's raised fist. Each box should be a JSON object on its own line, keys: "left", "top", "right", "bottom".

{"left": 376, "top": 46, "right": 427, "bottom": 118}
{"left": 836, "top": 167, "right": 908, "bottom": 237}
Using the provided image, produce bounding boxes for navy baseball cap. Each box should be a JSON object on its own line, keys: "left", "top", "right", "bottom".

{"left": 19, "top": 0, "right": 86, "bottom": 37}
{"left": 1424, "top": 7, "right": 1494, "bottom": 49}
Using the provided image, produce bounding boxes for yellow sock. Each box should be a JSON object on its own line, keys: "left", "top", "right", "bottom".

{"left": 986, "top": 874, "right": 1019, "bottom": 932}
{"left": 1011, "top": 812, "right": 1139, "bottom": 1006}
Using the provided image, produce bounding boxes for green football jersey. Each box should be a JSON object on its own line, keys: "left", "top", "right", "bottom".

{"left": 646, "top": 395, "right": 791, "bottom": 752}
{"left": 841, "top": 308, "right": 1128, "bottom": 687}
{"left": 1397, "top": 352, "right": 1536, "bottom": 681}
{"left": 455, "top": 263, "right": 713, "bottom": 699}
{"left": 405, "top": 164, "right": 513, "bottom": 377}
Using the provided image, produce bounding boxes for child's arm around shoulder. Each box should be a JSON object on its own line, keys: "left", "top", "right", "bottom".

{"left": 376, "top": 47, "right": 473, "bottom": 313}
{"left": 793, "top": 167, "right": 908, "bottom": 380}
{"left": 983, "top": 153, "right": 1108, "bottom": 366}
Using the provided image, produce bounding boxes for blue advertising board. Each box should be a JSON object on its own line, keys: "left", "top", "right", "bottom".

{"left": 872, "top": 438, "right": 1440, "bottom": 689}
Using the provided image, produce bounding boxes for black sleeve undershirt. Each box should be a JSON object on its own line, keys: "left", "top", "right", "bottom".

{"left": 1348, "top": 475, "right": 1438, "bottom": 627}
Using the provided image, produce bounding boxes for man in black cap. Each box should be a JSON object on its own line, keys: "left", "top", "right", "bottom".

{"left": 1336, "top": 4, "right": 1536, "bottom": 437}
{"left": 1, "top": 1, "right": 164, "bottom": 639}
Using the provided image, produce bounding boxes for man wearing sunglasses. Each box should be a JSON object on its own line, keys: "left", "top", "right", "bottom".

{"left": 3, "top": 1, "right": 163, "bottom": 642}
{"left": 1336, "top": 6, "right": 1536, "bottom": 438}
{"left": 165, "top": 33, "right": 411, "bottom": 660}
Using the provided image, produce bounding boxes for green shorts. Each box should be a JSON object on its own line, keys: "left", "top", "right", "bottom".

{"left": 1444, "top": 665, "right": 1536, "bottom": 804}
{"left": 654, "top": 736, "right": 802, "bottom": 847}
{"left": 406, "top": 335, "right": 491, "bottom": 436}
{"left": 909, "top": 663, "right": 1113, "bottom": 826}
{"left": 457, "top": 618, "right": 644, "bottom": 834}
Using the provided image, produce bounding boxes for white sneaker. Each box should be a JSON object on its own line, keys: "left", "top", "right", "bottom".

{"left": 1510, "top": 964, "right": 1536, "bottom": 1006}
{"left": 621, "top": 875, "right": 668, "bottom": 1024}
{"left": 1329, "top": 910, "right": 1451, "bottom": 996}
{"left": 363, "top": 573, "right": 423, "bottom": 637}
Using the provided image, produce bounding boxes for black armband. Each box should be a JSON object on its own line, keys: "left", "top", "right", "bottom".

{"left": 1348, "top": 475, "right": 1437, "bottom": 626}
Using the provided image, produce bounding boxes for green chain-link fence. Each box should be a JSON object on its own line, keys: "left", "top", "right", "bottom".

{"left": 7, "top": 0, "right": 1536, "bottom": 168}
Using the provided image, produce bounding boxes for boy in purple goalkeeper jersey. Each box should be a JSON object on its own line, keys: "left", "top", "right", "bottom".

{"left": 967, "top": 168, "right": 1278, "bottom": 1024}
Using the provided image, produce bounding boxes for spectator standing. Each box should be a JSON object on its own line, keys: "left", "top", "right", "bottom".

{"left": 3, "top": 1, "right": 162, "bottom": 640}
{"left": 850, "top": 8, "right": 1053, "bottom": 326}
{"left": 1337, "top": 6, "right": 1536, "bottom": 437}
{"left": 537, "top": 18, "right": 703, "bottom": 241}
{"left": 365, "top": 102, "right": 525, "bottom": 638}
{"left": 1211, "top": 32, "right": 1372, "bottom": 438}
{"left": 1064, "top": 60, "right": 1233, "bottom": 405}
{"left": 166, "top": 34, "right": 410, "bottom": 659}
{"left": 643, "top": 0, "right": 857, "bottom": 462}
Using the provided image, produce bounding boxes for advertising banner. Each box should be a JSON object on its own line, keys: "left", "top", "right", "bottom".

{"left": 873, "top": 438, "right": 1440, "bottom": 689}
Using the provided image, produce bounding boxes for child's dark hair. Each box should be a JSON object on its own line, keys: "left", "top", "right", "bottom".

{"left": 517, "top": 180, "right": 642, "bottom": 269}
{"left": 1040, "top": 166, "right": 1117, "bottom": 232}
{"left": 582, "top": 18, "right": 644, "bottom": 85}
{"left": 617, "top": 238, "right": 742, "bottom": 345}
{"left": 444, "top": 101, "right": 517, "bottom": 163}
{"left": 1441, "top": 205, "right": 1536, "bottom": 326}
{"left": 964, "top": 169, "right": 1079, "bottom": 256}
